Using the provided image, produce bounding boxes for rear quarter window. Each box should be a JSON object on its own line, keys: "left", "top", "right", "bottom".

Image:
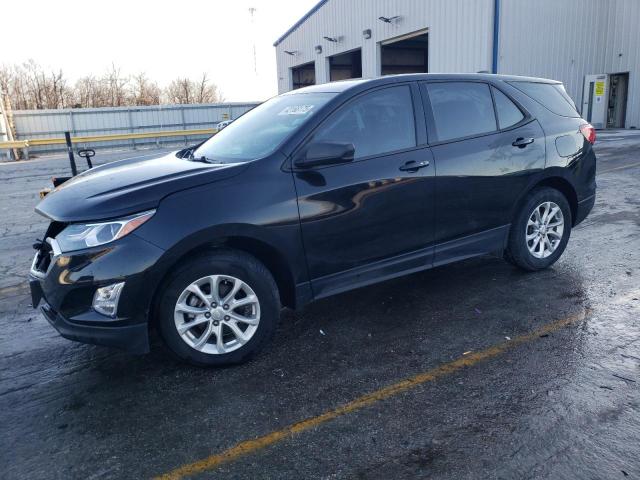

{"left": 492, "top": 87, "right": 525, "bottom": 129}
{"left": 508, "top": 81, "right": 579, "bottom": 117}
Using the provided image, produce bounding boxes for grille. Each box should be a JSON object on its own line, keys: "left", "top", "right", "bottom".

{"left": 32, "top": 248, "right": 52, "bottom": 275}
{"left": 31, "top": 221, "right": 67, "bottom": 276}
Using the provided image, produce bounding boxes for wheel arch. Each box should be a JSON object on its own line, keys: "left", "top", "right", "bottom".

{"left": 512, "top": 175, "right": 578, "bottom": 226}
{"left": 217, "top": 235, "right": 297, "bottom": 309}
{"left": 147, "top": 229, "right": 299, "bottom": 331}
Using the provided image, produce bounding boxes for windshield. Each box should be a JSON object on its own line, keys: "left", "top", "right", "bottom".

{"left": 192, "top": 92, "right": 337, "bottom": 163}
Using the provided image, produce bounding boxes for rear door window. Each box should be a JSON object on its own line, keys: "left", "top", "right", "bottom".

{"left": 508, "top": 81, "right": 579, "bottom": 117}
{"left": 492, "top": 87, "right": 525, "bottom": 129}
{"left": 425, "top": 82, "right": 497, "bottom": 142}
{"left": 313, "top": 85, "right": 416, "bottom": 159}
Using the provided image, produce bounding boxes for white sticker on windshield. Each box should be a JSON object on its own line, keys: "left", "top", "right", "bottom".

{"left": 278, "top": 105, "right": 314, "bottom": 115}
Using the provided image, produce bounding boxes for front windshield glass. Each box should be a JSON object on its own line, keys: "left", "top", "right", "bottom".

{"left": 192, "top": 92, "right": 336, "bottom": 163}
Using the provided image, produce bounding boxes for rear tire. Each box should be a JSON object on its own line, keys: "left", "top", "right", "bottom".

{"left": 505, "top": 187, "right": 572, "bottom": 271}
{"left": 157, "top": 249, "right": 280, "bottom": 367}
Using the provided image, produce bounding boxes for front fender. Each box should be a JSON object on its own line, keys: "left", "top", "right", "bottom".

{"left": 132, "top": 157, "right": 308, "bottom": 311}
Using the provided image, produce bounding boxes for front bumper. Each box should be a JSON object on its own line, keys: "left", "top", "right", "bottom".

{"left": 29, "top": 232, "right": 166, "bottom": 354}
{"left": 39, "top": 301, "right": 150, "bottom": 353}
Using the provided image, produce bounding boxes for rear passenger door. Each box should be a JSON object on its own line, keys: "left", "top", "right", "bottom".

{"left": 420, "top": 81, "right": 545, "bottom": 265}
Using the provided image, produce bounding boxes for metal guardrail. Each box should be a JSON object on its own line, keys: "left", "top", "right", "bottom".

{"left": 1, "top": 140, "right": 28, "bottom": 148}
{"left": 0, "top": 128, "right": 218, "bottom": 160}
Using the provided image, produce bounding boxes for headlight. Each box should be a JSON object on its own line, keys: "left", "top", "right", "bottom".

{"left": 56, "top": 210, "right": 155, "bottom": 252}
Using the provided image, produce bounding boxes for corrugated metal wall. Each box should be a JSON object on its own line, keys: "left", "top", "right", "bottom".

{"left": 13, "top": 103, "right": 259, "bottom": 154}
{"left": 275, "top": 0, "right": 494, "bottom": 93}
{"left": 499, "top": 0, "right": 639, "bottom": 128}
{"left": 603, "top": 0, "right": 640, "bottom": 128}
{"left": 498, "top": 0, "right": 608, "bottom": 106}
{"left": 275, "top": 0, "right": 640, "bottom": 128}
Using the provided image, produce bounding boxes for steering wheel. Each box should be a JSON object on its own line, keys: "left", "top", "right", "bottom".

{"left": 77, "top": 148, "right": 96, "bottom": 168}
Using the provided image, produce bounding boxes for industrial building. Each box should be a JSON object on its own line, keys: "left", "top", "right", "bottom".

{"left": 274, "top": 0, "right": 640, "bottom": 129}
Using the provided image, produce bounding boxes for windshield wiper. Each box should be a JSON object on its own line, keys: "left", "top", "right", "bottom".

{"left": 191, "top": 156, "right": 213, "bottom": 163}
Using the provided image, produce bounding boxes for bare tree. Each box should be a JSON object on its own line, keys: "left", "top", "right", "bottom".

{"left": 165, "top": 73, "right": 222, "bottom": 104}
{"left": 1, "top": 61, "right": 72, "bottom": 109}
{"left": 0, "top": 66, "right": 11, "bottom": 98}
{"left": 48, "top": 69, "right": 73, "bottom": 109}
{"left": 130, "top": 73, "right": 161, "bottom": 106}
{"left": 5, "top": 64, "right": 31, "bottom": 110}
{"left": 22, "top": 60, "right": 47, "bottom": 109}
{"left": 74, "top": 75, "right": 104, "bottom": 108}
{"left": 104, "top": 64, "right": 129, "bottom": 107}
{"left": 165, "top": 77, "right": 192, "bottom": 104}
{"left": 195, "top": 73, "right": 220, "bottom": 103}
{"left": 1, "top": 61, "right": 223, "bottom": 109}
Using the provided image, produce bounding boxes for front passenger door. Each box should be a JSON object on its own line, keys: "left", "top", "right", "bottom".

{"left": 293, "top": 84, "right": 436, "bottom": 298}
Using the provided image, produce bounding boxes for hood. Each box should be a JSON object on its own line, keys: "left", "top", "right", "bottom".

{"left": 36, "top": 152, "right": 247, "bottom": 222}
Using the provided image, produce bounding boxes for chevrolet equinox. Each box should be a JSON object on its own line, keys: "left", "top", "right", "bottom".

{"left": 29, "top": 74, "right": 596, "bottom": 366}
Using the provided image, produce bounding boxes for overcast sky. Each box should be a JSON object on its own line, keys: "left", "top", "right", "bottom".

{"left": 2, "top": 0, "right": 319, "bottom": 102}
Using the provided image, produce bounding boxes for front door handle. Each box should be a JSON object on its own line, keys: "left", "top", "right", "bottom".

{"left": 399, "top": 160, "right": 430, "bottom": 172}
{"left": 512, "top": 137, "right": 534, "bottom": 148}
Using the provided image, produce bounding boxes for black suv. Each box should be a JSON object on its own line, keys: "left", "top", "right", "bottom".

{"left": 29, "top": 74, "right": 596, "bottom": 366}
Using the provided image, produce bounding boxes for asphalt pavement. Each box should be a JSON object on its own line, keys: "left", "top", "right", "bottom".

{"left": 1, "top": 133, "right": 639, "bottom": 479}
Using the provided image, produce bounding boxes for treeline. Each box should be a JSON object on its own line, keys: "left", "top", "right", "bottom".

{"left": 0, "top": 60, "right": 224, "bottom": 110}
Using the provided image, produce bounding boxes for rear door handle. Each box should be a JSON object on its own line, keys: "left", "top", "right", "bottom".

{"left": 512, "top": 137, "right": 534, "bottom": 148}
{"left": 399, "top": 160, "right": 430, "bottom": 172}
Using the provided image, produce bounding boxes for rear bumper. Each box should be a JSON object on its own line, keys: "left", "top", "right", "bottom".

{"left": 41, "top": 302, "right": 149, "bottom": 354}
{"left": 575, "top": 193, "right": 596, "bottom": 226}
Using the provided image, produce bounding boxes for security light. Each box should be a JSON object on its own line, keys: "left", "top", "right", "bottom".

{"left": 363, "top": 29, "right": 372, "bottom": 39}
{"left": 284, "top": 50, "right": 298, "bottom": 56}
{"left": 315, "top": 45, "right": 323, "bottom": 54}
{"left": 323, "top": 36, "right": 338, "bottom": 42}
{"left": 378, "top": 15, "right": 400, "bottom": 23}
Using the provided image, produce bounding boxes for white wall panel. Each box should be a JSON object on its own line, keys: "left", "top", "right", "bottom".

{"left": 496, "top": 0, "right": 638, "bottom": 127}
{"left": 275, "top": 0, "right": 494, "bottom": 93}
{"left": 275, "top": 0, "right": 640, "bottom": 128}
{"left": 499, "top": 0, "right": 609, "bottom": 110}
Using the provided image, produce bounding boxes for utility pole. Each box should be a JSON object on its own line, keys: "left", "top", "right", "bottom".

{"left": 0, "top": 89, "right": 17, "bottom": 161}
{"left": 249, "top": 7, "right": 258, "bottom": 76}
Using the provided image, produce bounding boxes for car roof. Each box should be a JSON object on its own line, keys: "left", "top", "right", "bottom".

{"left": 284, "top": 73, "right": 561, "bottom": 95}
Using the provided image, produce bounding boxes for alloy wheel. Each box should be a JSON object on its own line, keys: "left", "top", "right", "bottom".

{"left": 525, "top": 201, "right": 565, "bottom": 259}
{"left": 174, "top": 275, "right": 261, "bottom": 354}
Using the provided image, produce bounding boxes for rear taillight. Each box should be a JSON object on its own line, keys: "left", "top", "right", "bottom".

{"left": 580, "top": 123, "right": 596, "bottom": 144}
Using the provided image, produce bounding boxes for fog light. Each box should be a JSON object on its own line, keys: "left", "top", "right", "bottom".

{"left": 93, "top": 282, "right": 124, "bottom": 317}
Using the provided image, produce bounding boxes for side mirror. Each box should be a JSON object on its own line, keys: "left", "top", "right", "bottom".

{"left": 294, "top": 142, "right": 355, "bottom": 168}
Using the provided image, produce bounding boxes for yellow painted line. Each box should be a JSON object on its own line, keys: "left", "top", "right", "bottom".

{"left": 0, "top": 128, "right": 218, "bottom": 149}
{"left": 155, "top": 309, "right": 588, "bottom": 480}
{"left": 598, "top": 161, "right": 640, "bottom": 174}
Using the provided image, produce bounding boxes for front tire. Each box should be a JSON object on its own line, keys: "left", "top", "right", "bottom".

{"left": 157, "top": 249, "right": 280, "bottom": 367}
{"left": 505, "top": 187, "right": 572, "bottom": 271}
